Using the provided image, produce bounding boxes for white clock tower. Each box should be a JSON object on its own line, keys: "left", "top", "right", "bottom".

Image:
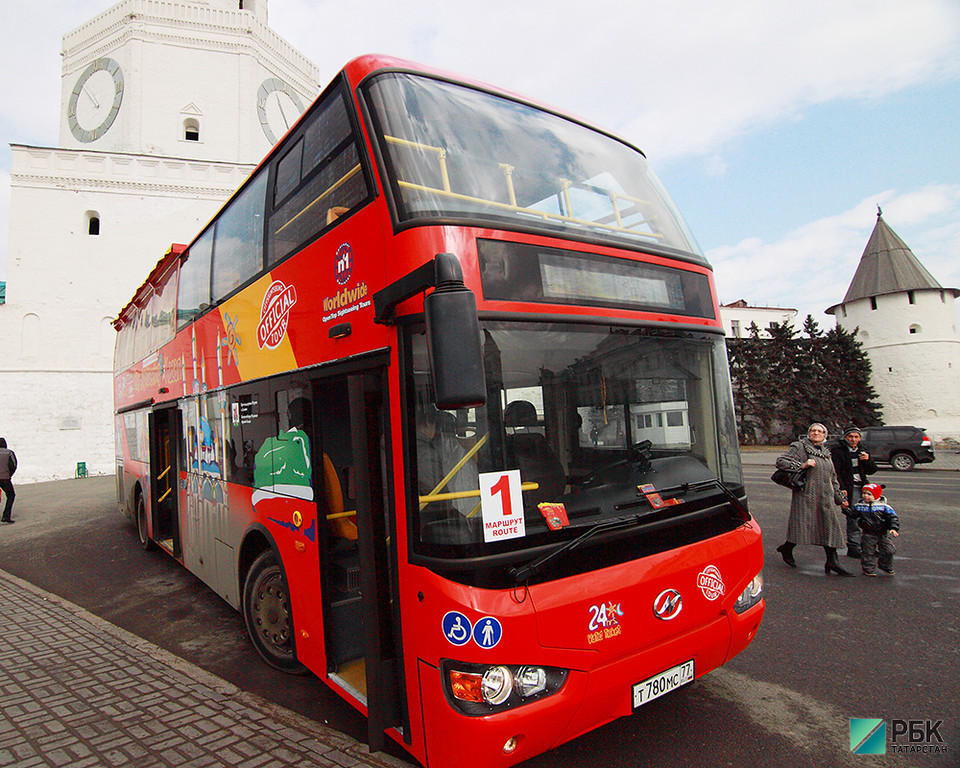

{"left": 1, "top": 0, "right": 320, "bottom": 483}
{"left": 59, "top": 0, "right": 316, "bottom": 159}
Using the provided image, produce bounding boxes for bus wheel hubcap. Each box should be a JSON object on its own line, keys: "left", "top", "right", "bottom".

{"left": 253, "top": 572, "right": 291, "bottom": 649}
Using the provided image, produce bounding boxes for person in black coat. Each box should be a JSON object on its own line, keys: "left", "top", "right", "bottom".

{"left": 0, "top": 437, "right": 17, "bottom": 523}
{"left": 830, "top": 425, "right": 877, "bottom": 558}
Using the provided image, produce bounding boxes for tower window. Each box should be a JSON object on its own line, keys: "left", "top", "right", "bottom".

{"left": 909, "top": 324, "right": 920, "bottom": 335}
{"left": 184, "top": 118, "right": 200, "bottom": 141}
{"left": 86, "top": 211, "right": 101, "bottom": 236}
{"left": 870, "top": 297, "right": 877, "bottom": 311}
{"left": 908, "top": 290, "right": 915, "bottom": 304}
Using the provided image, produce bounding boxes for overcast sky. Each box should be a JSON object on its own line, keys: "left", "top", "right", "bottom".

{"left": 2, "top": 0, "right": 959, "bottom": 327}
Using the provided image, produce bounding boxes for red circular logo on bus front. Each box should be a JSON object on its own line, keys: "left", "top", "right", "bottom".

{"left": 335, "top": 242, "right": 353, "bottom": 286}
{"left": 257, "top": 280, "right": 298, "bottom": 350}
{"left": 697, "top": 565, "right": 725, "bottom": 601}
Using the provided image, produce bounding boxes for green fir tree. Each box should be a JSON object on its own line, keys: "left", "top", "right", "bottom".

{"left": 725, "top": 316, "right": 883, "bottom": 444}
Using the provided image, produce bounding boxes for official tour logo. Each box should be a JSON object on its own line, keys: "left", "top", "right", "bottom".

{"left": 257, "top": 280, "right": 298, "bottom": 350}
{"left": 697, "top": 565, "right": 725, "bottom": 601}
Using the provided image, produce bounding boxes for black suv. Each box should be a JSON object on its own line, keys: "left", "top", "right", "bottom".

{"left": 860, "top": 426, "right": 936, "bottom": 471}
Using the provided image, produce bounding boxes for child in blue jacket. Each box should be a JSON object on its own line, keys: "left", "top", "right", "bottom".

{"left": 851, "top": 483, "right": 899, "bottom": 576}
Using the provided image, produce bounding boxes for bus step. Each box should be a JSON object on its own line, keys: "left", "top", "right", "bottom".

{"left": 330, "top": 658, "right": 367, "bottom": 700}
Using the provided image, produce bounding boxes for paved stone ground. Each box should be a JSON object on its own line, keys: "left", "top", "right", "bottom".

{"left": 0, "top": 569, "right": 407, "bottom": 768}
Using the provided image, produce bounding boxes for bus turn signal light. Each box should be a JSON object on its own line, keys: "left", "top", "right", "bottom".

{"left": 449, "top": 670, "right": 484, "bottom": 702}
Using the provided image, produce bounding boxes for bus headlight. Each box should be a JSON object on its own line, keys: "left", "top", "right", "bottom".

{"left": 733, "top": 571, "right": 763, "bottom": 614}
{"left": 515, "top": 665, "right": 548, "bottom": 697}
{"left": 442, "top": 660, "right": 568, "bottom": 715}
{"left": 481, "top": 665, "right": 514, "bottom": 705}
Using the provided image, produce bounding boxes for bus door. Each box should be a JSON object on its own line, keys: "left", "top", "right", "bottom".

{"left": 313, "top": 365, "right": 405, "bottom": 751}
{"left": 149, "top": 406, "right": 182, "bottom": 557}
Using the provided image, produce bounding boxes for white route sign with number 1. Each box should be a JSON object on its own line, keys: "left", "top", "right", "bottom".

{"left": 480, "top": 469, "right": 525, "bottom": 543}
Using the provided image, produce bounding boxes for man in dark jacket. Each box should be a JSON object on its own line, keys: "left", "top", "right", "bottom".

{"left": 830, "top": 426, "right": 877, "bottom": 558}
{"left": 0, "top": 437, "right": 17, "bottom": 523}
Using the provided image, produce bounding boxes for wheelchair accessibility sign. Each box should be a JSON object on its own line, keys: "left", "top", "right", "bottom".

{"left": 442, "top": 611, "right": 472, "bottom": 646}
{"left": 442, "top": 611, "right": 503, "bottom": 649}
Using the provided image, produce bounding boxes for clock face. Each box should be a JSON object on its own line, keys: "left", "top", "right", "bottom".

{"left": 68, "top": 58, "right": 124, "bottom": 143}
{"left": 257, "top": 78, "right": 305, "bottom": 145}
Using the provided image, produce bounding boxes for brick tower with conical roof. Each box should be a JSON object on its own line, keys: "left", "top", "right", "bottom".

{"left": 827, "top": 208, "right": 960, "bottom": 440}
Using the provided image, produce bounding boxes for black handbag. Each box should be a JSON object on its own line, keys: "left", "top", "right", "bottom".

{"left": 771, "top": 467, "right": 806, "bottom": 489}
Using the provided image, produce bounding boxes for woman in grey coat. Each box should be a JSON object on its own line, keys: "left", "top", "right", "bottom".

{"left": 774, "top": 423, "right": 853, "bottom": 576}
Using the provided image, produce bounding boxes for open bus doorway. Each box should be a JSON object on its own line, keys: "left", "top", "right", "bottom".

{"left": 148, "top": 406, "right": 181, "bottom": 556}
{"left": 313, "top": 365, "right": 405, "bottom": 751}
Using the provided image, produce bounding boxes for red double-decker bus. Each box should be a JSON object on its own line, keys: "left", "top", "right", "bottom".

{"left": 113, "top": 55, "right": 764, "bottom": 768}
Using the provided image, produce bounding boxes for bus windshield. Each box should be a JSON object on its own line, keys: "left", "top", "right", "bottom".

{"left": 365, "top": 73, "right": 702, "bottom": 258}
{"left": 410, "top": 321, "right": 742, "bottom": 561}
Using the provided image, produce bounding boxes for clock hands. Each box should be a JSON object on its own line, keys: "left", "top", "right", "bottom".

{"left": 82, "top": 84, "right": 101, "bottom": 110}
{"left": 278, "top": 97, "right": 291, "bottom": 131}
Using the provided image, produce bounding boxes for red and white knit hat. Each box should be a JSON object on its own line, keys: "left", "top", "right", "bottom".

{"left": 862, "top": 483, "right": 883, "bottom": 500}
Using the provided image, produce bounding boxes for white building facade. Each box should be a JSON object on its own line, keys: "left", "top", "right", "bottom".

{"left": 827, "top": 211, "right": 960, "bottom": 441}
{"left": 1, "top": 0, "right": 319, "bottom": 482}
{"left": 719, "top": 299, "right": 797, "bottom": 339}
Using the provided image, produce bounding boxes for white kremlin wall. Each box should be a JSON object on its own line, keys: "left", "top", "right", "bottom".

{"left": 0, "top": 148, "right": 253, "bottom": 483}
{"left": 1, "top": 0, "right": 317, "bottom": 484}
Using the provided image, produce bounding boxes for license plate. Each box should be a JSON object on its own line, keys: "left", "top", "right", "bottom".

{"left": 632, "top": 660, "right": 695, "bottom": 709}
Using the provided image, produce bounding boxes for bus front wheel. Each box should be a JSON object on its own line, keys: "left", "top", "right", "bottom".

{"left": 243, "top": 550, "right": 307, "bottom": 674}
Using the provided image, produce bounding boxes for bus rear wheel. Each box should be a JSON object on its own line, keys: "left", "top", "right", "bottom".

{"left": 136, "top": 494, "right": 155, "bottom": 551}
{"left": 243, "top": 550, "right": 306, "bottom": 674}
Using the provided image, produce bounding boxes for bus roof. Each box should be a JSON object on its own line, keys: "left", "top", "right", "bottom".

{"left": 113, "top": 243, "right": 186, "bottom": 330}
{"left": 113, "top": 55, "right": 658, "bottom": 330}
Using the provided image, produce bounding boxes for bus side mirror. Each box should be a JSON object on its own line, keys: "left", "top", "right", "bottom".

{"left": 373, "top": 252, "right": 487, "bottom": 410}
{"left": 425, "top": 278, "right": 485, "bottom": 410}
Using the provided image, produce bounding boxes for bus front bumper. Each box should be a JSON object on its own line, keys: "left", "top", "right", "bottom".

{"left": 417, "top": 598, "right": 763, "bottom": 768}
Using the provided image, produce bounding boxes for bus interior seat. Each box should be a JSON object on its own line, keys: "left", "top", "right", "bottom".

{"left": 503, "top": 400, "right": 566, "bottom": 502}
{"left": 323, "top": 453, "right": 358, "bottom": 541}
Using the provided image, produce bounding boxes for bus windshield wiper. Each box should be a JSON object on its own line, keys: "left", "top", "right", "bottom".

{"left": 705, "top": 478, "right": 750, "bottom": 521}
{"left": 509, "top": 514, "right": 645, "bottom": 584}
{"left": 509, "top": 477, "right": 749, "bottom": 584}
{"left": 613, "top": 477, "right": 748, "bottom": 521}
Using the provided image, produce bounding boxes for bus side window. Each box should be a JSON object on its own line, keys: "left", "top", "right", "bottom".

{"left": 267, "top": 85, "right": 370, "bottom": 267}
{"left": 177, "top": 229, "right": 213, "bottom": 330}
{"left": 225, "top": 382, "right": 275, "bottom": 488}
{"left": 211, "top": 171, "right": 268, "bottom": 303}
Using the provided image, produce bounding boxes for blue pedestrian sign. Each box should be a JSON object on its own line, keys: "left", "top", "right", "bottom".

{"left": 473, "top": 616, "right": 503, "bottom": 649}
{"left": 442, "top": 611, "right": 472, "bottom": 646}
